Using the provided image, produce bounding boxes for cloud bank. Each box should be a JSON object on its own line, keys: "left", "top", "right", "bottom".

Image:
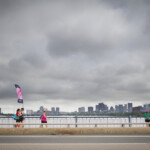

{"left": 0, "top": 0, "right": 150, "bottom": 112}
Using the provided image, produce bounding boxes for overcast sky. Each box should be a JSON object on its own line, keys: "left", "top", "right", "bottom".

{"left": 0, "top": 0, "right": 150, "bottom": 113}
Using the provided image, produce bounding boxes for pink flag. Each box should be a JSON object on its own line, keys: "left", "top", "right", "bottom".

{"left": 15, "top": 84, "right": 23, "bottom": 103}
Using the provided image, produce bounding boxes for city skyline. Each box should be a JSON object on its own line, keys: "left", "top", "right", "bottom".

{"left": 0, "top": 101, "right": 150, "bottom": 114}
{"left": 20, "top": 103, "right": 150, "bottom": 114}
{"left": 1, "top": 1, "right": 150, "bottom": 113}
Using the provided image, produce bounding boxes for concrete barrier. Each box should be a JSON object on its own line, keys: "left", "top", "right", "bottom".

{"left": 0, "top": 128, "right": 150, "bottom": 135}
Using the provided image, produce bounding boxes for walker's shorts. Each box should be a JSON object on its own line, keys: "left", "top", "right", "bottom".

{"left": 16, "top": 119, "right": 21, "bottom": 122}
{"left": 41, "top": 121, "right": 47, "bottom": 123}
{"left": 145, "top": 120, "right": 150, "bottom": 122}
{"left": 19, "top": 116, "right": 24, "bottom": 122}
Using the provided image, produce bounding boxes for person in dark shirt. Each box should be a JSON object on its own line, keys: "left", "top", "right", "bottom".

{"left": 19, "top": 108, "right": 25, "bottom": 128}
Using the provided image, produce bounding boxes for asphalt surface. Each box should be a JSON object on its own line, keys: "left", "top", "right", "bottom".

{"left": 0, "top": 135, "right": 150, "bottom": 143}
{"left": 0, "top": 136, "right": 150, "bottom": 150}
{"left": 0, "top": 143, "right": 150, "bottom": 150}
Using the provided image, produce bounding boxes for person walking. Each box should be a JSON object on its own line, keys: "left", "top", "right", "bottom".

{"left": 144, "top": 110, "right": 150, "bottom": 127}
{"left": 16, "top": 109, "right": 21, "bottom": 128}
{"left": 20, "top": 108, "right": 25, "bottom": 127}
{"left": 40, "top": 109, "right": 48, "bottom": 128}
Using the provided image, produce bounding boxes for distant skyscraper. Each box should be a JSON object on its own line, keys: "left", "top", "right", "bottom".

{"left": 96, "top": 105, "right": 99, "bottom": 112}
{"left": 119, "top": 105, "right": 123, "bottom": 112}
{"left": 98, "top": 103, "right": 105, "bottom": 112}
{"left": 26, "top": 110, "right": 34, "bottom": 115}
{"left": 96, "top": 103, "right": 100, "bottom": 112}
{"left": 95, "top": 103, "right": 109, "bottom": 112}
{"left": 56, "top": 107, "right": 60, "bottom": 114}
{"left": 51, "top": 107, "right": 55, "bottom": 114}
{"left": 144, "top": 104, "right": 147, "bottom": 111}
{"left": 110, "top": 106, "right": 114, "bottom": 112}
{"left": 104, "top": 104, "right": 108, "bottom": 112}
{"left": 123, "top": 104, "right": 128, "bottom": 112}
{"left": 128, "top": 103, "right": 133, "bottom": 112}
{"left": 144, "top": 104, "right": 150, "bottom": 111}
{"left": 39, "top": 106, "right": 44, "bottom": 113}
{"left": 88, "top": 107, "right": 93, "bottom": 113}
{"left": 78, "top": 107, "right": 85, "bottom": 113}
{"left": 132, "top": 106, "right": 141, "bottom": 113}
{"left": 115, "top": 105, "right": 119, "bottom": 113}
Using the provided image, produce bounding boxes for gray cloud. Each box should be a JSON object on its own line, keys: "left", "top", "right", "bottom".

{"left": 0, "top": 0, "right": 150, "bottom": 112}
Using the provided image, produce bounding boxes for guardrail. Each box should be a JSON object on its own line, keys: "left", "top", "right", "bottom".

{"left": 0, "top": 123, "right": 149, "bottom": 128}
{"left": 0, "top": 116, "right": 133, "bottom": 118}
{"left": 0, "top": 116, "right": 146, "bottom": 128}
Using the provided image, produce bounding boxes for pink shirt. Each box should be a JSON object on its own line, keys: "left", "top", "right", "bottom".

{"left": 41, "top": 113, "right": 47, "bottom": 121}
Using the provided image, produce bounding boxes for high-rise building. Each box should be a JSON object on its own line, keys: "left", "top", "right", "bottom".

{"left": 88, "top": 107, "right": 93, "bottom": 113}
{"left": 104, "top": 104, "right": 108, "bottom": 112}
{"left": 96, "top": 105, "right": 99, "bottom": 112}
{"left": 39, "top": 106, "right": 44, "bottom": 113}
{"left": 123, "top": 104, "right": 128, "bottom": 112}
{"left": 143, "top": 104, "right": 147, "bottom": 111}
{"left": 115, "top": 105, "right": 119, "bottom": 113}
{"left": 132, "top": 106, "right": 141, "bottom": 113}
{"left": 110, "top": 106, "right": 114, "bottom": 112}
{"left": 51, "top": 107, "right": 55, "bottom": 114}
{"left": 56, "top": 107, "right": 60, "bottom": 114}
{"left": 96, "top": 103, "right": 105, "bottom": 112}
{"left": 99, "top": 103, "right": 105, "bottom": 112}
{"left": 119, "top": 105, "right": 123, "bottom": 112}
{"left": 128, "top": 103, "right": 133, "bottom": 112}
{"left": 78, "top": 107, "right": 85, "bottom": 113}
{"left": 144, "top": 104, "right": 150, "bottom": 111}
{"left": 26, "top": 110, "right": 34, "bottom": 115}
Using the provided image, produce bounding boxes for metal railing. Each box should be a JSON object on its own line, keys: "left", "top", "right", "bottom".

{"left": 0, "top": 122, "right": 149, "bottom": 128}
{"left": 0, "top": 116, "right": 146, "bottom": 128}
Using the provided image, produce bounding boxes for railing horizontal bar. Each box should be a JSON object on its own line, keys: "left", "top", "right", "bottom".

{"left": 0, "top": 123, "right": 149, "bottom": 125}
{"left": 0, "top": 116, "right": 145, "bottom": 118}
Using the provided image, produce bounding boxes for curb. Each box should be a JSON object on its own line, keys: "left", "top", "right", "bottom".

{"left": 0, "top": 128, "right": 150, "bottom": 135}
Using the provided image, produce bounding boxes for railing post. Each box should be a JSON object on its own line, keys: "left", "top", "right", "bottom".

{"left": 95, "top": 124, "right": 97, "bottom": 128}
{"left": 128, "top": 115, "right": 132, "bottom": 127}
{"left": 40, "top": 123, "right": 43, "bottom": 128}
{"left": 75, "top": 115, "right": 78, "bottom": 128}
{"left": 122, "top": 124, "right": 125, "bottom": 127}
{"left": 67, "top": 124, "right": 70, "bottom": 128}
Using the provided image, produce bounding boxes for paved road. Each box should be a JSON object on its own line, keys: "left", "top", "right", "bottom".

{"left": 0, "top": 135, "right": 150, "bottom": 143}
{"left": 0, "top": 136, "right": 150, "bottom": 150}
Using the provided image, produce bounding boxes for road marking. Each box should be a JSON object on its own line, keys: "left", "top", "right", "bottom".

{"left": 0, "top": 143, "right": 148, "bottom": 145}
{"left": 0, "top": 135, "right": 150, "bottom": 137}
